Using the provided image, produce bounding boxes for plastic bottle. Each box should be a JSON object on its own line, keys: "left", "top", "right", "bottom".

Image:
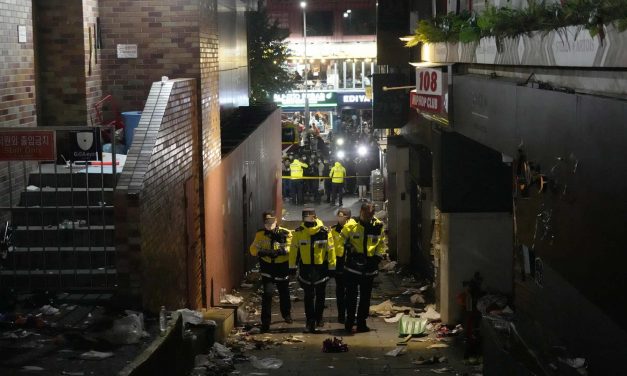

{"left": 219, "top": 288, "right": 226, "bottom": 303}
{"left": 159, "top": 306, "right": 167, "bottom": 334}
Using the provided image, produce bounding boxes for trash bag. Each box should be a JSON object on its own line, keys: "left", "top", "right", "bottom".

{"left": 101, "top": 313, "right": 144, "bottom": 345}
{"left": 251, "top": 356, "right": 283, "bottom": 369}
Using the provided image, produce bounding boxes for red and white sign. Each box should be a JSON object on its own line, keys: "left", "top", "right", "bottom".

{"left": 410, "top": 91, "right": 442, "bottom": 113}
{"left": 0, "top": 130, "right": 56, "bottom": 161}
{"left": 415, "top": 68, "right": 443, "bottom": 96}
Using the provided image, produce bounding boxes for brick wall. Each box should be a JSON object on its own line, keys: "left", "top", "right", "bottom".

{"left": 82, "top": 0, "right": 102, "bottom": 122}
{"left": 0, "top": 0, "right": 37, "bottom": 214}
{"left": 115, "top": 78, "right": 202, "bottom": 312}
{"left": 99, "top": 0, "right": 202, "bottom": 112}
{"left": 34, "top": 0, "right": 86, "bottom": 126}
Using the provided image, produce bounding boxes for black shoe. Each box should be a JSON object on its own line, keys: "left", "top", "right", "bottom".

{"left": 356, "top": 324, "right": 371, "bottom": 333}
{"left": 344, "top": 322, "right": 354, "bottom": 334}
{"left": 316, "top": 319, "right": 325, "bottom": 328}
{"left": 284, "top": 316, "right": 293, "bottom": 324}
{"left": 261, "top": 324, "right": 270, "bottom": 333}
{"left": 306, "top": 320, "right": 318, "bottom": 333}
{"left": 338, "top": 316, "right": 345, "bottom": 324}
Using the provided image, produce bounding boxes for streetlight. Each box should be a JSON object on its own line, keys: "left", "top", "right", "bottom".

{"left": 300, "top": 1, "right": 309, "bottom": 132}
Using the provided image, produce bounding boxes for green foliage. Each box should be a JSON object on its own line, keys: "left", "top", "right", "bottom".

{"left": 406, "top": 0, "right": 627, "bottom": 48}
{"left": 248, "top": 9, "right": 296, "bottom": 104}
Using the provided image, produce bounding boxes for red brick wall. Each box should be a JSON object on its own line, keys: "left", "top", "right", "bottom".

{"left": 1, "top": 0, "right": 37, "bottom": 127}
{"left": 34, "top": 0, "right": 86, "bottom": 125}
{"left": 114, "top": 78, "right": 202, "bottom": 312}
{"left": 99, "top": 0, "right": 202, "bottom": 112}
{"left": 0, "top": 0, "right": 37, "bottom": 213}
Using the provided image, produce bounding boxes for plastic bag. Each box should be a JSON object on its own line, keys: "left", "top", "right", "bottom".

{"left": 398, "top": 316, "right": 428, "bottom": 336}
{"left": 101, "top": 313, "right": 143, "bottom": 345}
{"left": 177, "top": 308, "right": 204, "bottom": 325}
{"left": 251, "top": 356, "right": 283, "bottom": 369}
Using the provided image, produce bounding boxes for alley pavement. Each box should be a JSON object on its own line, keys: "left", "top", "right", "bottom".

{"left": 232, "top": 272, "right": 482, "bottom": 376}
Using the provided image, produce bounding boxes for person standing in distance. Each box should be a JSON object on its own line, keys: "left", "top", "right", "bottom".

{"left": 289, "top": 208, "right": 336, "bottom": 333}
{"left": 249, "top": 211, "right": 293, "bottom": 332}
{"left": 290, "top": 157, "right": 309, "bottom": 205}
{"left": 341, "top": 202, "right": 387, "bottom": 333}
{"left": 329, "top": 160, "right": 346, "bottom": 206}
{"left": 331, "top": 207, "right": 357, "bottom": 324}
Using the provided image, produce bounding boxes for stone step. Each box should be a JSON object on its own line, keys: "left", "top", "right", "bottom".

{"left": 0, "top": 268, "right": 117, "bottom": 290}
{"left": 28, "top": 171, "right": 118, "bottom": 189}
{"left": 8, "top": 206, "right": 114, "bottom": 227}
{"left": 4, "top": 246, "right": 116, "bottom": 270}
{"left": 12, "top": 225, "right": 114, "bottom": 247}
{"left": 19, "top": 188, "right": 113, "bottom": 207}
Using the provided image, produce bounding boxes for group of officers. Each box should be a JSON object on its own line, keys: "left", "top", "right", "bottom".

{"left": 249, "top": 202, "right": 386, "bottom": 334}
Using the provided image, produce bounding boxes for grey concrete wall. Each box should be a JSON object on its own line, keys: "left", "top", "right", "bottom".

{"left": 439, "top": 212, "right": 513, "bottom": 324}
{"left": 386, "top": 144, "right": 411, "bottom": 264}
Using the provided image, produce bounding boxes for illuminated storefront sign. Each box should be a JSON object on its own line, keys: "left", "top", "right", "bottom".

{"left": 273, "top": 91, "right": 337, "bottom": 107}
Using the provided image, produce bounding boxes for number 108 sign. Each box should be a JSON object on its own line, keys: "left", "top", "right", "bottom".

{"left": 415, "top": 68, "right": 442, "bottom": 96}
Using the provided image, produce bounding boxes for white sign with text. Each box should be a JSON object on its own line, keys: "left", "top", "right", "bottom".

{"left": 415, "top": 68, "right": 443, "bottom": 96}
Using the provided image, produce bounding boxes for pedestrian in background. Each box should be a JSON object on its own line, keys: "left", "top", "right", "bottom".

{"left": 331, "top": 207, "right": 356, "bottom": 324}
{"left": 329, "top": 160, "right": 346, "bottom": 206}
{"left": 290, "top": 157, "right": 308, "bottom": 205}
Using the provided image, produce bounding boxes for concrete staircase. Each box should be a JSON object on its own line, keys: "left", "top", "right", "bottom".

{"left": 0, "top": 165, "right": 117, "bottom": 297}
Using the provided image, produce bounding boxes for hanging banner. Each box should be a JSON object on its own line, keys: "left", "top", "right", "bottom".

{"left": 0, "top": 130, "right": 56, "bottom": 161}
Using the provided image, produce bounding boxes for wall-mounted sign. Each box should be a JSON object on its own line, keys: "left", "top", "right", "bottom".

{"left": 415, "top": 68, "right": 443, "bottom": 96}
{"left": 273, "top": 91, "right": 336, "bottom": 108}
{"left": 410, "top": 91, "right": 442, "bottom": 113}
{"left": 17, "top": 25, "right": 27, "bottom": 43}
{"left": 71, "top": 130, "right": 100, "bottom": 161}
{"left": 338, "top": 91, "right": 372, "bottom": 109}
{"left": 117, "top": 44, "right": 138, "bottom": 59}
{"left": 0, "top": 130, "right": 56, "bottom": 161}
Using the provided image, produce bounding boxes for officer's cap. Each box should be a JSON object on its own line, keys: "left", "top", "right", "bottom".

{"left": 337, "top": 208, "right": 351, "bottom": 218}
{"left": 262, "top": 210, "right": 276, "bottom": 221}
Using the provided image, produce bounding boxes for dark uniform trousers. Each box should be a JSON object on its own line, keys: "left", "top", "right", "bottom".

{"left": 301, "top": 281, "right": 326, "bottom": 324}
{"left": 335, "top": 272, "right": 347, "bottom": 320}
{"left": 345, "top": 272, "right": 374, "bottom": 326}
{"left": 331, "top": 183, "right": 343, "bottom": 205}
{"left": 261, "top": 276, "right": 291, "bottom": 326}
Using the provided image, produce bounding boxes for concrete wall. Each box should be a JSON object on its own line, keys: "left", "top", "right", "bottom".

{"left": 115, "top": 79, "right": 202, "bottom": 312}
{"left": 386, "top": 143, "right": 411, "bottom": 264}
{"left": 439, "top": 212, "right": 513, "bottom": 324}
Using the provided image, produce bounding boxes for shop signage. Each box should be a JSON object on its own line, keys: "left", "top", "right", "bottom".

{"left": 338, "top": 92, "right": 371, "bottom": 104}
{"left": 415, "top": 68, "right": 443, "bottom": 96}
{"left": 273, "top": 91, "right": 336, "bottom": 107}
{"left": 410, "top": 91, "right": 442, "bottom": 113}
{"left": 0, "top": 130, "right": 56, "bottom": 161}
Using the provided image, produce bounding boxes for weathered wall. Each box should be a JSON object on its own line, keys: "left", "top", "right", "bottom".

{"left": 204, "top": 108, "right": 282, "bottom": 306}
{"left": 114, "top": 79, "right": 202, "bottom": 312}
{"left": 82, "top": 0, "right": 102, "bottom": 120}
{"left": 0, "top": 0, "right": 37, "bottom": 215}
{"left": 34, "top": 0, "right": 86, "bottom": 125}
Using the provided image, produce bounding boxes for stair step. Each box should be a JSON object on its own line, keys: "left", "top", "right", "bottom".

{"left": 13, "top": 226, "right": 114, "bottom": 247}
{"left": 12, "top": 246, "right": 115, "bottom": 252}
{"left": 0, "top": 270, "right": 117, "bottom": 289}
{"left": 0, "top": 268, "right": 116, "bottom": 276}
{"left": 19, "top": 188, "right": 114, "bottom": 207}
{"left": 9, "top": 206, "right": 114, "bottom": 227}
{"left": 29, "top": 172, "right": 117, "bottom": 189}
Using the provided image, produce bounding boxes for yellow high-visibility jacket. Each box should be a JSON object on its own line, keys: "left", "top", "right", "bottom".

{"left": 289, "top": 218, "right": 336, "bottom": 284}
{"left": 340, "top": 217, "right": 387, "bottom": 276}
{"left": 290, "top": 159, "right": 308, "bottom": 179}
{"left": 250, "top": 227, "right": 292, "bottom": 280}
{"left": 329, "top": 162, "right": 346, "bottom": 183}
{"left": 331, "top": 218, "right": 357, "bottom": 258}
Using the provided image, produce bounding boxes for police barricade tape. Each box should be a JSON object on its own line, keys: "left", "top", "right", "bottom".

{"left": 281, "top": 175, "right": 371, "bottom": 180}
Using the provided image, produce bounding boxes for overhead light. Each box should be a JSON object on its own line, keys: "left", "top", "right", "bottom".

{"left": 343, "top": 12, "right": 348, "bottom": 18}
{"left": 300, "top": 1, "right": 307, "bottom": 9}
{"left": 336, "top": 150, "right": 346, "bottom": 159}
{"left": 347, "top": 9, "right": 352, "bottom": 14}
{"left": 357, "top": 145, "right": 367, "bottom": 156}
{"left": 336, "top": 138, "right": 345, "bottom": 146}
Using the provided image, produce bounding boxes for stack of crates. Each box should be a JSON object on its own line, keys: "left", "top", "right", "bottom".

{"left": 370, "top": 169, "right": 385, "bottom": 202}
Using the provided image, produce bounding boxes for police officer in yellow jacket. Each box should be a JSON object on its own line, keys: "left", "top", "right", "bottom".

{"left": 341, "top": 202, "right": 387, "bottom": 333}
{"left": 329, "top": 161, "right": 346, "bottom": 206}
{"left": 289, "top": 208, "right": 336, "bottom": 333}
{"left": 331, "top": 207, "right": 357, "bottom": 324}
{"left": 290, "top": 158, "right": 309, "bottom": 205}
{"left": 250, "top": 210, "right": 293, "bottom": 332}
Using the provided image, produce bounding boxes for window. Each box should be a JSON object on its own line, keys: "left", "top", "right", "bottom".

{"left": 306, "top": 11, "right": 334, "bottom": 36}
{"left": 343, "top": 9, "right": 376, "bottom": 36}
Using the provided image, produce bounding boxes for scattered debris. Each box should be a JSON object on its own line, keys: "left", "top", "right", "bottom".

{"left": 399, "top": 316, "right": 428, "bottom": 336}
{"left": 385, "top": 346, "right": 406, "bottom": 357}
{"left": 419, "top": 305, "right": 441, "bottom": 321}
{"left": 369, "top": 300, "right": 414, "bottom": 317}
{"left": 477, "top": 294, "right": 508, "bottom": 315}
{"left": 250, "top": 356, "right": 283, "bottom": 369}
{"left": 22, "top": 365, "right": 45, "bottom": 371}
{"left": 222, "top": 294, "right": 244, "bottom": 305}
{"left": 322, "top": 337, "right": 348, "bottom": 353}
{"left": 177, "top": 308, "right": 205, "bottom": 326}
{"left": 384, "top": 312, "right": 404, "bottom": 323}
{"left": 26, "top": 185, "right": 40, "bottom": 192}
{"left": 99, "top": 312, "right": 145, "bottom": 345}
{"left": 431, "top": 367, "right": 454, "bottom": 374}
{"left": 559, "top": 357, "right": 587, "bottom": 370}
{"left": 427, "top": 343, "right": 449, "bottom": 349}
{"left": 281, "top": 335, "right": 305, "bottom": 344}
{"left": 356, "top": 356, "right": 379, "bottom": 360}
{"left": 40, "top": 304, "right": 60, "bottom": 316}
{"left": 61, "top": 372, "right": 85, "bottom": 376}
{"left": 413, "top": 356, "right": 448, "bottom": 365}
{"left": 79, "top": 350, "right": 114, "bottom": 360}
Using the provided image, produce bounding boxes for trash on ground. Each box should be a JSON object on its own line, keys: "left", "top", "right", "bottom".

{"left": 222, "top": 294, "right": 244, "bottom": 305}
{"left": 251, "top": 356, "right": 283, "bottom": 369}
{"left": 410, "top": 294, "right": 425, "bottom": 305}
{"left": 79, "top": 350, "right": 114, "bottom": 360}
{"left": 431, "top": 367, "right": 454, "bottom": 374}
{"left": 247, "top": 373, "right": 269, "bottom": 376}
{"left": 322, "top": 337, "right": 349, "bottom": 353}
{"left": 237, "top": 307, "right": 248, "bottom": 323}
{"left": 434, "top": 323, "right": 463, "bottom": 338}
{"left": 379, "top": 260, "right": 397, "bottom": 272}
{"left": 248, "top": 327, "right": 261, "bottom": 335}
{"left": 369, "top": 300, "right": 414, "bottom": 317}
{"left": 100, "top": 312, "right": 145, "bottom": 345}
{"left": 384, "top": 312, "right": 404, "bottom": 323}
{"left": 399, "top": 316, "right": 428, "bottom": 336}
{"left": 26, "top": 185, "right": 40, "bottom": 191}
{"left": 559, "top": 357, "right": 586, "bottom": 369}
{"left": 212, "top": 342, "right": 234, "bottom": 359}
{"left": 61, "top": 372, "right": 85, "bottom": 376}
{"left": 427, "top": 343, "right": 449, "bottom": 349}
{"left": 385, "top": 346, "right": 406, "bottom": 357}
{"left": 22, "top": 365, "right": 45, "bottom": 371}
{"left": 356, "top": 356, "right": 379, "bottom": 360}
{"left": 282, "top": 335, "right": 305, "bottom": 344}
{"left": 476, "top": 293, "right": 508, "bottom": 315}
{"left": 178, "top": 308, "right": 205, "bottom": 325}
{"left": 419, "top": 305, "right": 441, "bottom": 321}
{"left": 40, "top": 304, "right": 60, "bottom": 315}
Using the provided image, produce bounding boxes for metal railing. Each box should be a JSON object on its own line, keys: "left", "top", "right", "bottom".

{"left": 0, "top": 126, "right": 119, "bottom": 294}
